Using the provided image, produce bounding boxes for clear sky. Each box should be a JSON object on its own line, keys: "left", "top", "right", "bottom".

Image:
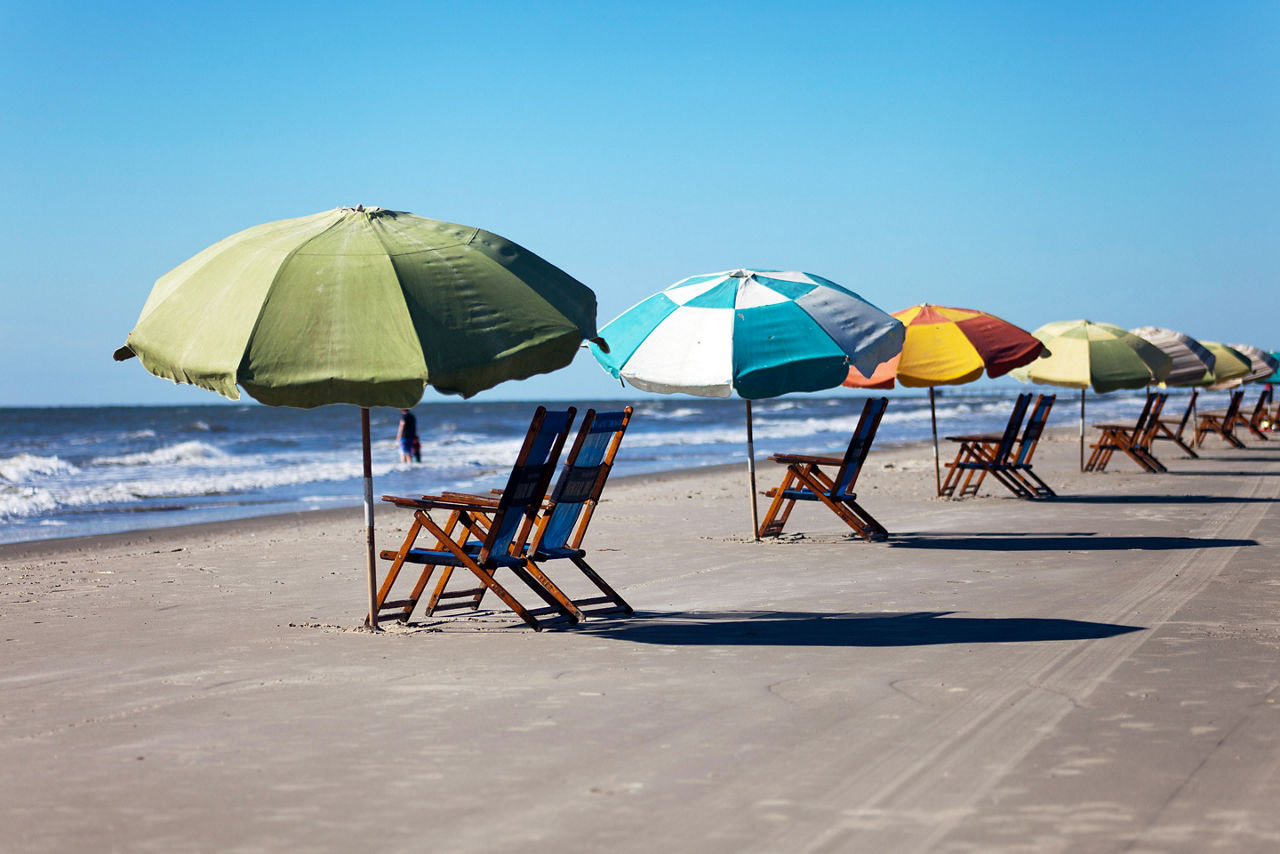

{"left": 2, "top": 1, "right": 1277, "bottom": 407}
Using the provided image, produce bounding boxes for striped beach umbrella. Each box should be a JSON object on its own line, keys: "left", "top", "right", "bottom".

{"left": 844, "top": 304, "right": 1045, "bottom": 493}
{"left": 1013, "top": 319, "right": 1172, "bottom": 470}
{"left": 1226, "top": 344, "right": 1279, "bottom": 385}
{"left": 591, "top": 269, "right": 903, "bottom": 536}
{"left": 1129, "top": 327, "right": 1215, "bottom": 387}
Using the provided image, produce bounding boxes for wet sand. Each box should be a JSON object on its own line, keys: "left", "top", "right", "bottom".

{"left": 2, "top": 430, "right": 1278, "bottom": 852}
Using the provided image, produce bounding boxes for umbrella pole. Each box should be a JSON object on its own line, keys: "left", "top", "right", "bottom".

{"left": 1079, "top": 389, "right": 1086, "bottom": 472}
{"left": 361, "top": 408, "right": 381, "bottom": 631}
{"left": 929, "top": 387, "right": 941, "bottom": 496}
{"left": 745, "top": 399, "right": 760, "bottom": 541}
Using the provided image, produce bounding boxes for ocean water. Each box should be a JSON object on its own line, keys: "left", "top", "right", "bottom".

{"left": 0, "top": 388, "right": 1197, "bottom": 545}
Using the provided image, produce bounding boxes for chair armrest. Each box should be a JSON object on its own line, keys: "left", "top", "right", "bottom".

{"left": 381, "top": 493, "right": 496, "bottom": 512}
{"left": 768, "top": 453, "right": 843, "bottom": 465}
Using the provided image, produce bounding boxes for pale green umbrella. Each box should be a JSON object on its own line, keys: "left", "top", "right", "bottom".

{"left": 1012, "top": 319, "right": 1172, "bottom": 470}
{"left": 115, "top": 205, "right": 600, "bottom": 628}
{"left": 1198, "top": 342, "right": 1252, "bottom": 388}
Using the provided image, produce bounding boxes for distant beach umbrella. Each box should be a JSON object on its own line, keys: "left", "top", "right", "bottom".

{"left": 114, "top": 205, "right": 600, "bottom": 629}
{"left": 1197, "top": 342, "right": 1252, "bottom": 388}
{"left": 844, "top": 304, "right": 1045, "bottom": 494}
{"left": 1012, "top": 320, "right": 1172, "bottom": 470}
{"left": 1225, "top": 344, "right": 1279, "bottom": 385}
{"left": 591, "top": 268, "right": 904, "bottom": 537}
{"left": 1129, "top": 327, "right": 1215, "bottom": 387}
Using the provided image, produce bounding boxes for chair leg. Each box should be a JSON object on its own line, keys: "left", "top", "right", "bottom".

{"left": 568, "top": 554, "right": 634, "bottom": 614}
{"left": 758, "top": 466, "right": 802, "bottom": 537}
{"left": 413, "top": 514, "right": 554, "bottom": 631}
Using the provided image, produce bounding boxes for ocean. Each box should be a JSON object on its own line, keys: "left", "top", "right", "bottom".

{"left": 0, "top": 388, "right": 1195, "bottom": 545}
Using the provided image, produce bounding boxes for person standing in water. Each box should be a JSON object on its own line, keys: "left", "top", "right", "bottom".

{"left": 397, "top": 408, "right": 420, "bottom": 463}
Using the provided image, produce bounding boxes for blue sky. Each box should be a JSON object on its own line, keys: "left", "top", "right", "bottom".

{"left": 2, "top": 1, "right": 1277, "bottom": 406}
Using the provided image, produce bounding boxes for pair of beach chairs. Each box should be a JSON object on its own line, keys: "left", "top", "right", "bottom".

{"left": 939, "top": 394, "right": 1057, "bottom": 499}
{"left": 1086, "top": 392, "right": 1168, "bottom": 473}
{"left": 373, "top": 406, "right": 633, "bottom": 631}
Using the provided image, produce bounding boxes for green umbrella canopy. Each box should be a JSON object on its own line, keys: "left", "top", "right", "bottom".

{"left": 115, "top": 206, "right": 601, "bottom": 407}
{"left": 1012, "top": 319, "right": 1172, "bottom": 392}
{"left": 1198, "top": 342, "right": 1252, "bottom": 388}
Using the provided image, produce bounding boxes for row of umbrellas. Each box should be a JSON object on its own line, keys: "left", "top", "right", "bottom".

{"left": 113, "top": 206, "right": 1277, "bottom": 624}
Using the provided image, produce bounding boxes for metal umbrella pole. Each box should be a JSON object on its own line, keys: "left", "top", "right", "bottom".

{"left": 746, "top": 399, "right": 760, "bottom": 541}
{"left": 361, "top": 408, "right": 381, "bottom": 631}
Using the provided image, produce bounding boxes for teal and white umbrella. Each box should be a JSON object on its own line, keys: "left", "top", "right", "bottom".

{"left": 591, "top": 268, "right": 904, "bottom": 537}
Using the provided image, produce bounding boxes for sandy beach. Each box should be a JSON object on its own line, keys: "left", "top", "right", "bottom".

{"left": 2, "top": 429, "right": 1278, "bottom": 853}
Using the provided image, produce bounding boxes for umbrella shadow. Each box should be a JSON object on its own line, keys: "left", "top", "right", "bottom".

{"left": 575, "top": 610, "right": 1142, "bottom": 647}
{"left": 1167, "top": 469, "right": 1280, "bottom": 477}
{"left": 886, "top": 532, "right": 1257, "bottom": 551}
{"left": 1034, "top": 495, "right": 1278, "bottom": 505}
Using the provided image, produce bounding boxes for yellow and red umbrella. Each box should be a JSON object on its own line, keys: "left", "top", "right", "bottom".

{"left": 846, "top": 304, "right": 1045, "bottom": 493}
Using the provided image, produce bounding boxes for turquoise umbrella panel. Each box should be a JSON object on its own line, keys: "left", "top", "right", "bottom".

{"left": 731, "top": 302, "right": 855, "bottom": 399}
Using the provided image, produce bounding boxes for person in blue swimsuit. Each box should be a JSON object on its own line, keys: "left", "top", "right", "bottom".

{"left": 397, "top": 409, "right": 420, "bottom": 463}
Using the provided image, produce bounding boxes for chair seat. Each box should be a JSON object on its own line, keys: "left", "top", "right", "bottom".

{"left": 768, "top": 487, "right": 855, "bottom": 502}
{"left": 532, "top": 545, "right": 586, "bottom": 560}
{"left": 386, "top": 545, "right": 527, "bottom": 569}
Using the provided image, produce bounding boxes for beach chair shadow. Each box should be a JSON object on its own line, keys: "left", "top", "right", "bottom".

{"left": 374, "top": 406, "right": 578, "bottom": 631}
{"left": 1195, "top": 389, "right": 1246, "bottom": 449}
{"left": 1086, "top": 391, "right": 1168, "bottom": 473}
{"left": 757, "top": 397, "right": 889, "bottom": 541}
{"left": 574, "top": 610, "right": 1143, "bottom": 647}
{"left": 887, "top": 531, "right": 1258, "bottom": 551}
{"left": 940, "top": 393, "right": 1032, "bottom": 498}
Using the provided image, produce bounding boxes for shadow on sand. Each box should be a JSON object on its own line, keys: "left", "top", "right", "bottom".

{"left": 1047, "top": 494, "right": 1277, "bottom": 505}
{"left": 575, "top": 610, "right": 1142, "bottom": 647}
{"left": 886, "top": 532, "right": 1256, "bottom": 551}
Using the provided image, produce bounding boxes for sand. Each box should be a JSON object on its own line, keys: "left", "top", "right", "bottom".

{"left": 2, "top": 429, "right": 1278, "bottom": 853}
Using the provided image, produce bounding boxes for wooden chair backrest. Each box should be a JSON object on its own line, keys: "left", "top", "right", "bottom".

{"left": 479, "top": 406, "right": 576, "bottom": 564}
{"left": 1249, "top": 387, "right": 1272, "bottom": 421}
{"left": 992, "top": 394, "right": 1033, "bottom": 464}
{"left": 1223, "top": 389, "right": 1245, "bottom": 425}
{"left": 1136, "top": 393, "right": 1167, "bottom": 446}
{"left": 1013, "top": 394, "right": 1055, "bottom": 466}
{"left": 534, "top": 407, "right": 633, "bottom": 554}
{"left": 1131, "top": 392, "right": 1157, "bottom": 434}
{"left": 831, "top": 397, "right": 889, "bottom": 497}
{"left": 1171, "top": 389, "right": 1198, "bottom": 437}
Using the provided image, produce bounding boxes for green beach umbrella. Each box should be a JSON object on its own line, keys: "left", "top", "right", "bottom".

{"left": 1012, "top": 319, "right": 1172, "bottom": 470}
{"left": 1198, "top": 342, "right": 1252, "bottom": 388}
{"left": 115, "top": 205, "right": 600, "bottom": 628}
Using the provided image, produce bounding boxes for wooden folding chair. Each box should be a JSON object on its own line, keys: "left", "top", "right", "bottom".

{"left": 1152, "top": 390, "right": 1199, "bottom": 459}
{"left": 940, "top": 393, "right": 1032, "bottom": 498}
{"left": 520, "top": 407, "right": 635, "bottom": 620}
{"left": 1194, "top": 389, "right": 1246, "bottom": 449}
{"left": 1086, "top": 392, "right": 1167, "bottom": 473}
{"left": 373, "top": 406, "right": 578, "bottom": 631}
{"left": 758, "top": 397, "right": 889, "bottom": 540}
{"left": 1244, "top": 387, "right": 1273, "bottom": 441}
